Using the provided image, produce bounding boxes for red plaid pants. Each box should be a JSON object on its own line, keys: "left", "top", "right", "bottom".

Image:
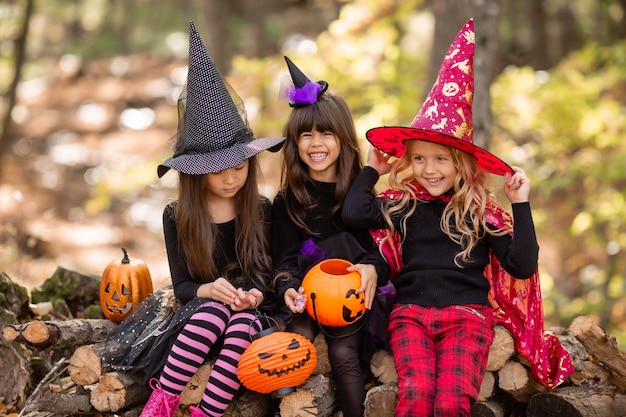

{"left": 388, "top": 303, "right": 495, "bottom": 417}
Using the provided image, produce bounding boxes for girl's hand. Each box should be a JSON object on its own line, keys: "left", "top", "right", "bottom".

{"left": 367, "top": 146, "right": 397, "bottom": 176}
{"left": 347, "top": 263, "right": 377, "bottom": 310}
{"left": 231, "top": 288, "right": 263, "bottom": 311}
{"left": 504, "top": 167, "right": 531, "bottom": 204}
{"left": 199, "top": 277, "right": 238, "bottom": 304}
{"left": 284, "top": 287, "right": 307, "bottom": 314}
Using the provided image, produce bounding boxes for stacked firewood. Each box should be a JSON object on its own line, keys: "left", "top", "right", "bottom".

{"left": 4, "top": 303, "right": 626, "bottom": 416}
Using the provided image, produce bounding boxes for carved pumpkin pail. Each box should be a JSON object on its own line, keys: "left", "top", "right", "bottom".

{"left": 100, "top": 247, "right": 153, "bottom": 323}
{"left": 301, "top": 258, "right": 366, "bottom": 327}
{"left": 237, "top": 329, "right": 317, "bottom": 397}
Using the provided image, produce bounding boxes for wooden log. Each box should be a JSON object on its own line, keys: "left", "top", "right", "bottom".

{"left": 485, "top": 325, "right": 515, "bottom": 372}
{"left": 180, "top": 363, "right": 213, "bottom": 405}
{"left": 472, "top": 392, "right": 526, "bottom": 417}
{"left": 568, "top": 358, "right": 614, "bottom": 387}
{"left": 370, "top": 350, "right": 398, "bottom": 385}
{"left": 554, "top": 328, "right": 588, "bottom": 372}
{"left": 20, "top": 386, "right": 92, "bottom": 415}
{"left": 471, "top": 400, "right": 505, "bottom": 417}
{"left": 497, "top": 360, "right": 545, "bottom": 402}
{"left": 312, "top": 333, "right": 331, "bottom": 375}
{"left": 527, "top": 384, "right": 626, "bottom": 417}
{"left": 3, "top": 324, "right": 22, "bottom": 343}
{"left": 279, "top": 374, "right": 337, "bottom": 417}
{"left": 569, "top": 315, "right": 626, "bottom": 392}
{"left": 48, "top": 376, "right": 75, "bottom": 393}
{"left": 478, "top": 371, "right": 497, "bottom": 401}
{"left": 74, "top": 360, "right": 267, "bottom": 415}
{"left": 68, "top": 344, "right": 103, "bottom": 386}
{"left": 3, "top": 319, "right": 116, "bottom": 350}
{"left": 0, "top": 322, "right": 29, "bottom": 409}
{"left": 223, "top": 390, "right": 270, "bottom": 417}
{"left": 90, "top": 371, "right": 150, "bottom": 412}
{"left": 364, "top": 384, "right": 397, "bottom": 417}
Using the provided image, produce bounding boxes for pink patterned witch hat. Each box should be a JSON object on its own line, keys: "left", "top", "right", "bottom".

{"left": 366, "top": 19, "right": 512, "bottom": 176}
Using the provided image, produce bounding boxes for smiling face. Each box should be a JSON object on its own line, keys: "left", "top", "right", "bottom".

{"left": 297, "top": 129, "right": 340, "bottom": 182}
{"left": 408, "top": 140, "right": 458, "bottom": 196}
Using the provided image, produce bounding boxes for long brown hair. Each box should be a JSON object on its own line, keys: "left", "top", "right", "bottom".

{"left": 383, "top": 141, "right": 509, "bottom": 267}
{"left": 280, "top": 92, "right": 362, "bottom": 234}
{"left": 174, "top": 155, "right": 272, "bottom": 290}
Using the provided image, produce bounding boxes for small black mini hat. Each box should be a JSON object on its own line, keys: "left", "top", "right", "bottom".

{"left": 282, "top": 56, "right": 328, "bottom": 108}
{"left": 157, "top": 22, "right": 285, "bottom": 177}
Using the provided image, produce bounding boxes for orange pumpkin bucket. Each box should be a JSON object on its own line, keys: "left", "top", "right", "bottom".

{"left": 301, "top": 258, "right": 366, "bottom": 327}
{"left": 237, "top": 328, "right": 317, "bottom": 397}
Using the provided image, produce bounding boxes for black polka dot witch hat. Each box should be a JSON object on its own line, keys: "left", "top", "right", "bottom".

{"left": 282, "top": 56, "right": 328, "bottom": 108}
{"left": 157, "top": 22, "right": 285, "bottom": 177}
{"left": 366, "top": 19, "right": 512, "bottom": 176}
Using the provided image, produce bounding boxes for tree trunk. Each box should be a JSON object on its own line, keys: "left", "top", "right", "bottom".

{"left": 202, "top": 1, "right": 232, "bottom": 74}
{"left": 470, "top": 0, "right": 501, "bottom": 149}
{"left": 0, "top": 0, "right": 33, "bottom": 173}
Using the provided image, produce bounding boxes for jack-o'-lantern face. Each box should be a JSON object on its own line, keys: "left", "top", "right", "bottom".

{"left": 343, "top": 289, "right": 365, "bottom": 323}
{"left": 102, "top": 281, "right": 134, "bottom": 316}
{"left": 100, "top": 248, "right": 153, "bottom": 323}
{"left": 238, "top": 331, "right": 318, "bottom": 396}
{"left": 257, "top": 336, "right": 314, "bottom": 377}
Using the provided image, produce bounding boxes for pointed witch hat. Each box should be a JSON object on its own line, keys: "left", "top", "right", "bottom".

{"left": 366, "top": 19, "right": 512, "bottom": 176}
{"left": 157, "top": 22, "right": 285, "bottom": 177}
{"left": 282, "top": 56, "right": 329, "bottom": 107}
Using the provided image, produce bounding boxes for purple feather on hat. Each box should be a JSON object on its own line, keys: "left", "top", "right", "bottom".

{"left": 286, "top": 80, "right": 322, "bottom": 106}
{"left": 283, "top": 56, "right": 328, "bottom": 108}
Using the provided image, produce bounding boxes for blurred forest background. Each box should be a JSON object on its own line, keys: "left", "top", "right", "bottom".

{"left": 1, "top": 0, "right": 625, "bottom": 343}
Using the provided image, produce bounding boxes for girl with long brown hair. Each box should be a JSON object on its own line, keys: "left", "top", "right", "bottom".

{"left": 138, "top": 22, "right": 284, "bottom": 417}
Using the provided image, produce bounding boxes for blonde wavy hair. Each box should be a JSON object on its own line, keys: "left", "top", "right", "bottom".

{"left": 382, "top": 140, "right": 510, "bottom": 267}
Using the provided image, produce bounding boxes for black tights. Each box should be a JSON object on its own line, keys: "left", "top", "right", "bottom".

{"left": 287, "top": 314, "right": 366, "bottom": 417}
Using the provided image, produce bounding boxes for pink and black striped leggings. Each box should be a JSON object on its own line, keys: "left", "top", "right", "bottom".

{"left": 158, "top": 300, "right": 260, "bottom": 417}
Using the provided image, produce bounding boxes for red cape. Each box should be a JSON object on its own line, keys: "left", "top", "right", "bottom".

{"left": 370, "top": 187, "right": 574, "bottom": 390}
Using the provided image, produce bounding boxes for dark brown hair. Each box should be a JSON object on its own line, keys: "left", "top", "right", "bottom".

{"left": 280, "top": 92, "right": 362, "bottom": 233}
{"left": 174, "top": 155, "right": 272, "bottom": 290}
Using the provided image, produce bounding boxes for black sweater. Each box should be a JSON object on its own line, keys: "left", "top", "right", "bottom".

{"left": 271, "top": 180, "right": 389, "bottom": 299}
{"left": 341, "top": 167, "right": 539, "bottom": 307}
{"left": 163, "top": 198, "right": 274, "bottom": 305}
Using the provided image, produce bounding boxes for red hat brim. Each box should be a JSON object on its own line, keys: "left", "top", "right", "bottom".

{"left": 366, "top": 126, "right": 513, "bottom": 176}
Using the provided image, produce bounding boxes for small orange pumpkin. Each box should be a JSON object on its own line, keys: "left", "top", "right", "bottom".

{"left": 100, "top": 247, "right": 153, "bottom": 323}
{"left": 301, "top": 258, "right": 366, "bottom": 327}
{"left": 237, "top": 329, "right": 317, "bottom": 397}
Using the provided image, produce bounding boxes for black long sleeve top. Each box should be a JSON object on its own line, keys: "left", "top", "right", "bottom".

{"left": 341, "top": 166, "right": 539, "bottom": 307}
{"left": 163, "top": 198, "right": 274, "bottom": 305}
{"left": 271, "top": 180, "right": 390, "bottom": 299}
